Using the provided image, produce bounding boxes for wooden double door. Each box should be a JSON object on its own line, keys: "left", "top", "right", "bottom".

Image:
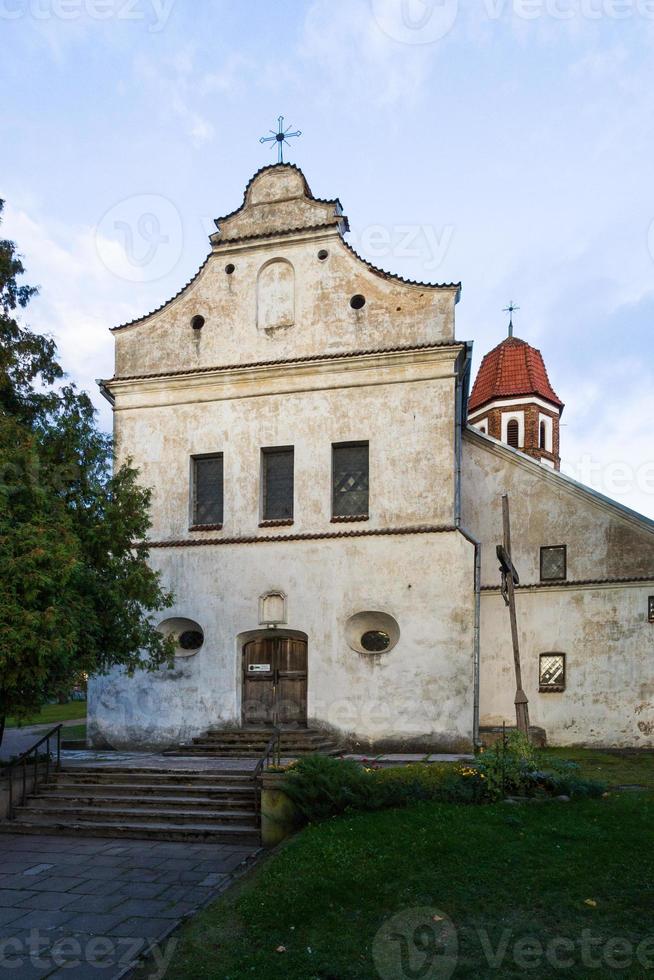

{"left": 242, "top": 637, "right": 308, "bottom": 727}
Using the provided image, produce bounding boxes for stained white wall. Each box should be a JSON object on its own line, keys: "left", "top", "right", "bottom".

{"left": 88, "top": 532, "right": 476, "bottom": 751}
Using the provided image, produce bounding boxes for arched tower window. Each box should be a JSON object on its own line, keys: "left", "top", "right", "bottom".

{"left": 539, "top": 420, "right": 547, "bottom": 449}
{"left": 507, "top": 419, "right": 520, "bottom": 448}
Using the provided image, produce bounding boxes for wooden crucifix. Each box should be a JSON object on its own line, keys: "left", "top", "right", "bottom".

{"left": 496, "top": 493, "right": 531, "bottom": 739}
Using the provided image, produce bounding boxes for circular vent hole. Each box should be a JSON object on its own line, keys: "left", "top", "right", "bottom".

{"left": 191, "top": 315, "right": 205, "bottom": 331}
{"left": 350, "top": 294, "right": 366, "bottom": 310}
{"left": 225, "top": 263, "right": 235, "bottom": 275}
{"left": 318, "top": 249, "right": 329, "bottom": 261}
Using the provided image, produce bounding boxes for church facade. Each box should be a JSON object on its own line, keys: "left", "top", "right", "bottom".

{"left": 89, "top": 164, "right": 654, "bottom": 751}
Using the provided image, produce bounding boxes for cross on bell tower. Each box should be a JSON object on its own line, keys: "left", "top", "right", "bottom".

{"left": 503, "top": 301, "right": 520, "bottom": 338}
{"left": 259, "top": 115, "right": 302, "bottom": 164}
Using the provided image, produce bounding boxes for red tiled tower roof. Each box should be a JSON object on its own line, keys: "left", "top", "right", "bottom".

{"left": 468, "top": 336, "right": 564, "bottom": 413}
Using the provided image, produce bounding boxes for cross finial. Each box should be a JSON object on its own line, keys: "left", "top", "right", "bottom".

{"left": 259, "top": 115, "right": 302, "bottom": 164}
{"left": 503, "top": 301, "right": 520, "bottom": 338}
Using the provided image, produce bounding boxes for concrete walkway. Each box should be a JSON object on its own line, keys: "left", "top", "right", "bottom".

{"left": 1, "top": 723, "right": 83, "bottom": 765}
{"left": 0, "top": 832, "right": 259, "bottom": 978}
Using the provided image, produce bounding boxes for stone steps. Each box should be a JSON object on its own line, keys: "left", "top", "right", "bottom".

{"left": 1, "top": 765, "right": 261, "bottom": 843}
{"left": 28, "top": 792, "right": 254, "bottom": 809}
{"left": 16, "top": 804, "right": 258, "bottom": 826}
{"left": 0, "top": 820, "right": 260, "bottom": 844}
{"left": 168, "top": 728, "right": 342, "bottom": 758}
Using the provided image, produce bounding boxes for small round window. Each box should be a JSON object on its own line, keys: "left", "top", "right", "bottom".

{"left": 318, "top": 249, "right": 329, "bottom": 261}
{"left": 350, "top": 294, "right": 366, "bottom": 310}
{"left": 178, "top": 630, "right": 204, "bottom": 651}
{"left": 157, "top": 617, "right": 204, "bottom": 658}
{"left": 361, "top": 630, "right": 390, "bottom": 652}
{"left": 225, "top": 263, "right": 235, "bottom": 275}
{"left": 345, "top": 611, "right": 400, "bottom": 655}
{"left": 191, "top": 315, "right": 205, "bottom": 330}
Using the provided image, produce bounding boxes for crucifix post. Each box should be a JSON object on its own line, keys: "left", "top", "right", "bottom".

{"left": 496, "top": 493, "right": 530, "bottom": 739}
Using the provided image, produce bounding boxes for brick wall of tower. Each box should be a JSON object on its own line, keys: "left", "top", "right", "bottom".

{"left": 475, "top": 402, "right": 560, "bottom": 469}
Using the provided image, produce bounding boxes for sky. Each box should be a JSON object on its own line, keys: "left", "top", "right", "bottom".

{"left": 2, "top": 0, "right": 654, "bottom": 516}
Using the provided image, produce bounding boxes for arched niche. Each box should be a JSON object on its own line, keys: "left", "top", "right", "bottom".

{"left": 256, "top": 258, "right": 295, "bottom": 333}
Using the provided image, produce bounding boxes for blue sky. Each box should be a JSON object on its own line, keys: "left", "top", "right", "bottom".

{"left": 3, "top": 0, "right": 654, "bottom": 515}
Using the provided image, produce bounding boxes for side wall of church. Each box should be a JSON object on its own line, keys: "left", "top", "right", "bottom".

{"left": 461, "top": 429, "right": 654, "bottom": 747}
{"left": 87, "top": 531, "right": 477, "bottom": 752}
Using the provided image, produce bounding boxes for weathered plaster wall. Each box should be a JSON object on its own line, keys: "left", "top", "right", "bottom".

{"left": 113, "top": 233, "right": 457, "bottom": 378}
{"left": 462, "top": 428, "right": 654, "bottom": 584}
{"left": 480, "top": 585, "right": 654, "bottom": 747}
{"left": 462, "top": 428, "right": 654, "bottom": 746}
{"left": 87, "top": 532, "right": 476, "bottom": 751}
{"left": 113, "top": 363, "right": 459, "bottom": 541}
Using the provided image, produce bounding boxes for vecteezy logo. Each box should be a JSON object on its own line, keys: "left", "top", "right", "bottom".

{"left": 370, "top": 0, "right": 459, "bottom": 45}
{"left": 373, "top": 907, "right": 459, "bottom": 980}
{"left": 95, "top": 193, "right": 183, "bottom": 283}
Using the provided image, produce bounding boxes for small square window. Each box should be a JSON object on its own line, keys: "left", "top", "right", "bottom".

{"left": 262, "top": 447, "right": 294, "bottom": 521}
{"left": 540, "top": 545, "right": 567, "bottom": 582}
{"left": 649, "top": 596, "right": 654, "bottom": 623}
{"left": 540, "top": 653, "right": 566, "bottom": 692}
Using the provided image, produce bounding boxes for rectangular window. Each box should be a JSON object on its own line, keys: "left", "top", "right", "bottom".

{"left": 540, "top": 545, "right": 567, "bottom": 582}
{"left": 262, "top": 447, "right": 294, "bottom": 521}
{"left": 192, "top": 454, "right": 223, "bottom": 527}
{"left": 332, "top": 441, "right": 369, "bottom": 519}
{"left": 539, "top": 653, "right": 566, "bottom": 692}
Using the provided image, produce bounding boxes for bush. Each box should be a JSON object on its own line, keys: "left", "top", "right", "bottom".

{"left": 280, "top": 743, "right": 606, "bottom": 826}
{"left": 281, "top": 756, "right": 486, "bottom": 825}
{"left": 476, "top": 732, "right": 605, "bottom": 801}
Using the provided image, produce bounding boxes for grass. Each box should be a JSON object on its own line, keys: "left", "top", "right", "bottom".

{"left": 153, "top": 789, "right": 654, "bottom": 979}
{"left": 541, "top": 747, "right": 654, "bottom": 789}
{"left": 5, "top": 701, "right": 86, "bottom": 728}
{"left": 61, "top": 724, "right": 87, "bottom": 742}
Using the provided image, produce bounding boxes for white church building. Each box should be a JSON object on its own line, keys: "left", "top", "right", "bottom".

{"left": 89, "top": 163, "right": 654, "bottom": 752}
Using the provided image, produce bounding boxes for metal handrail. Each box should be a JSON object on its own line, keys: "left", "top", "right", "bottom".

{"left": 2, "top": 724, "right": 62, "bottom": 820}
{"left": 252, "top": 727, "right": 281, "bottom": 826}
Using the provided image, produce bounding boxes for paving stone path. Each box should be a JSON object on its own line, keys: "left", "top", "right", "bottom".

{"left": 0, "top": 832, "right": 259, "bottom": 978}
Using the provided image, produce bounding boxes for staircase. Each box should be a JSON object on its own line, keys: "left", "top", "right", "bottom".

{"left": 0, "top": 765, "right": 260, "bottom": 844}
{"left": 167, "top": 727, "right": 342, "bottom": 758}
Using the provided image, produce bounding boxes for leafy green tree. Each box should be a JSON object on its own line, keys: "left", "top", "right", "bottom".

{"left": 0, "top": 201, "right": 174, "bottom": 745}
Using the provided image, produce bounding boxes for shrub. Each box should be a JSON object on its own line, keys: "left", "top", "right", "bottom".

{"left": 476, "top": 733, "right": 605, "bottom": 800}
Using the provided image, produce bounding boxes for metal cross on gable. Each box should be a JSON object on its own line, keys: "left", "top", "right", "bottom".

{"left": 259, "top": 115, "right": 302, "bottom": 164}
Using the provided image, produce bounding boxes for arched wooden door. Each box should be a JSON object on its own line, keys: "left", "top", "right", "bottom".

{"left": 242, "top": 637, "right": 307, "bottom": 728}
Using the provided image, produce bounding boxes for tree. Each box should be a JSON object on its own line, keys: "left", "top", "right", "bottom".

{"left": 0, "top": 201, "right": 174, "bottom": 745}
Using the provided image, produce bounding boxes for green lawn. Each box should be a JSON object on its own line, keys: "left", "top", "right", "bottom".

{"left": 61, "top": 723, "right": 87, "bottom": 742}
{"left": 6, "top": 701, "right": 87, "bottom": 728}
{"left": 541, "top": 747, "right": 654, "bottom": 789}
{"left": 154, "top": 790, "right": 654, "bottom": 980}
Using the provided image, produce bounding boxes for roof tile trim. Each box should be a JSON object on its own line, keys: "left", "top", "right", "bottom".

{"left": 107, "top": 339, "right": 465, "bottom": 384}
{"left": 482, "top": 576, "right": 654, "bottom": 591}
{"left": 142, "top": 523, "right": 457, "bottom": 548}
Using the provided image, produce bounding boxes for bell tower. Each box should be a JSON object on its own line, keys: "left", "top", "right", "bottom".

{"left": 467, "top": 320, "right": 564, "bottom": 470}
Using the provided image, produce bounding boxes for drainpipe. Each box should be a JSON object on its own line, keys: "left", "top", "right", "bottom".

{"left": 455, "top": 344, "right": 481, "bottom": 749}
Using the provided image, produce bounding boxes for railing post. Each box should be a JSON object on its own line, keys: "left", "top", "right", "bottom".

{"left": 8, "top": 768, "right": 14, "bottom": 820}
{"left": 56, "top": 726, "right": 61, "bottom": 771}
{"left": 45, "top": 736, "right": 50, "bottom": 784}
{"left": 21, "top": 758, "right": 26, "bottom": 807}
